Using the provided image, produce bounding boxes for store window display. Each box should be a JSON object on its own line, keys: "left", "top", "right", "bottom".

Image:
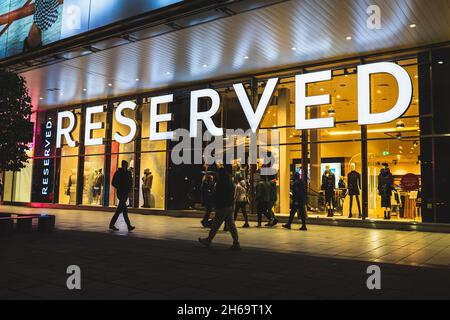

{"left": 59, "top": 159, "right": 78, "bottom": 204}
{"left": 139, "top": 152, "right": 166, "bottom": 209}
{"left": 82, "top": 156, "right": 105, "bottom": 205}
{"left": 365, "top": 60, "right": 421, "bottom": 221}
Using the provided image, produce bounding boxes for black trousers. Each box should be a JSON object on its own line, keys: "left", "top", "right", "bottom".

{"left": 110, "top": 197, "right": 132, "bottom": 228}
{"left": 234, "top": 201, "right": 249, "bottom": 223}
{"left": 349, "top": 195, "right": 361, "bottom": 215}
{"left": 288, "top": 203, "right": 306, "bottom": 226}
{"left": 257, "top": 201, "right": 271, "bottom": 224}
{"left": 202, "top": 204, "right": 213, "bottom": 222}
{"left": 268, "top": 200, "right": 278, "bottom": 221}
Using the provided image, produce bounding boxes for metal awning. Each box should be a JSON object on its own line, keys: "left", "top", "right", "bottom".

{"left": 18, "top": 0, "right": 450, "bottom": 110}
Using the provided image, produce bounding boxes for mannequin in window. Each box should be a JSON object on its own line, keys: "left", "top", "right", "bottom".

{"left": 67, "top": 169, "right": 77, "bottom": 205}
{"left": 347, "top": 163, "right": 362, "bottom": 218}
{"left": 378, "top": 162, "right": 394, "bottom": 220}
{"left": 142, "top": 168, "right": 153, "bottom": 208}
{"left": 93, "top": 169, "right": 104, "bottom": 205}
{"left": 321, "top": 165, "right": 336, "bottom": 217}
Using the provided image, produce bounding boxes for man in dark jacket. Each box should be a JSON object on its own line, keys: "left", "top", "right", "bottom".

{"left": 283, "top": 172, "right": 307, "bottom": 230}
{"left": 200, "top": 174, "right": 215, "bottom": 228}
{"left": 110, "top": 160, "right": 135, "bottom": 231}
{"left": 199, "top": 168, "right": 240, "bottom": 250}
{"left": 268, "top": 177, "right": 279, "bottom": 227}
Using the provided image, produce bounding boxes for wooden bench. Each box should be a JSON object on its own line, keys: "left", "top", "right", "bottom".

{"left": 0, "top": 214, "right": 55, "bottom": 236}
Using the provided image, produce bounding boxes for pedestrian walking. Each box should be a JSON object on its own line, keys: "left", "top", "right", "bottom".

{"left": 234, "top": 179, "right": 250, "bottom": 228}
{"left": 268, "top": 177, "right": 279, "bottom": 227}
{"left": 283, "top": 172, "right": 307, "bottom": 231}
{"left": 199, "top": 168, "right": 241, "bottom": 250}
{"left": 255, "top": 177, "right": 273, "bottom": 227}
{"left": 200, "top": 173, "right": 215, "bottom": 228}
{"left": 109, "top": 160, "right": 135, "bottom": 232}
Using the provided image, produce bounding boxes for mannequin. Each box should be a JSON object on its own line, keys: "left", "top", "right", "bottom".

{"left": 67, "top": 169, "right": 77, "bottom": 205}
{"left": 142, "top": 168, "right": 153, "bottom": 208}
{"left": 93, "top": 169, "right": 104, "bottom": 205}
{"left": 378, "top": 162, "right": 394, "bottom": 220}
{"left": 321, "top": 165, "right": 336, "bottom": 217}
{"left": 347, "top": 163, "right": 362, "bottom": 218}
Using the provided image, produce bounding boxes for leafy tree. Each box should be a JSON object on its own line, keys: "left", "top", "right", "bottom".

{"left": 0, "top": 69, "right": 34, "bottom": 172}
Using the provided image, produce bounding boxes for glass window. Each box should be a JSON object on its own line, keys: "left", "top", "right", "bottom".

{"left": 58, "top": 156, "right": 78, "bottom": 205}
{"left": 366, "top": 60, "right": 421, "bottom": 221}
{"left": 109, "top": 153, "right": 135, "bottom": 206}
{"left": 82, "top": 155, "right": 105, "bottom": 205}
{"left": 13, "top": 159, "right": 33, "bottom": 203}
{"left": 139, "top": 152, "right": 166, "bottom": 209}
{"left": 3, "top": 171, "right": 13, "bottom": 203}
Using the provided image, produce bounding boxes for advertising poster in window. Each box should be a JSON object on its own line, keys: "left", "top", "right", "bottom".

{"left": 0, "top": 0, "right": 182, "bottom": 59}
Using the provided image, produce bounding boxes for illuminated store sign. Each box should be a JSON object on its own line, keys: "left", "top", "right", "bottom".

{"left": 55, "top": 62, "right": 413, "bottom": 147}
{"left": 41, "top": 120, "right": 53, "bottom": 196}
{"left": 32, "top": 116, "right": 56, "bottom": 204}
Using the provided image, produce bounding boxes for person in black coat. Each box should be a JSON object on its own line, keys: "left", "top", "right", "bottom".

{"left": 199, "top": 168, "right": 240, "bottom": 250}
{"left": 109, "top": 160, "right": 135, "bottom": 231}
{"left": 200, "top": 174, "right": 215, "bottom": 228}
{"left": 255, "top": 177, "right": 273, "bottom": 227}
{"left": 283, "top": 172, "right": 307, "bottom": 230}
{"left": 378, "top": 163, "right": 394, "bottom": 220}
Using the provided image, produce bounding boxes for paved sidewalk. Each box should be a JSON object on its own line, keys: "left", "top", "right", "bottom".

{"left": 1, "top": 229, "right": 450, "bottom": 300}
{"left": 2, "top": 206, "right": 450, "bottom": 268}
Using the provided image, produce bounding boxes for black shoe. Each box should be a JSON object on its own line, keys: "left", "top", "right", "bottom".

{"left": 271, "top": 219, "right": 279, "bottom": 227}
{"left": 128, "top": 226, "right": 136, "bottom": 232}
{"left": 300, "top": 225, "right": 308, "bottom": 231}
{"left": 256, "top": 223, "right": 262, "bottom": 228}
{"left": 230, "top": 243, "right": 241, "bottom": 251}
{"left": 282, "top": 224, "right": 291, "bottom": 230}
{"left": 348, "top": 214, "right": 353, "bottom": 219}
{"left": 109, "top": 226, "right": 119, "bottom": 231}
{"left": 198, "top": 238, "right": 211, "bottom": 248}
{"left": 242, "top": 223, "right": 250, "bottom": 228}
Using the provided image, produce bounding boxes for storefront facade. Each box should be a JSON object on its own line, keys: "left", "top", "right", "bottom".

{"left": 1, "top": 1, "right": 449, "bottom": 225}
